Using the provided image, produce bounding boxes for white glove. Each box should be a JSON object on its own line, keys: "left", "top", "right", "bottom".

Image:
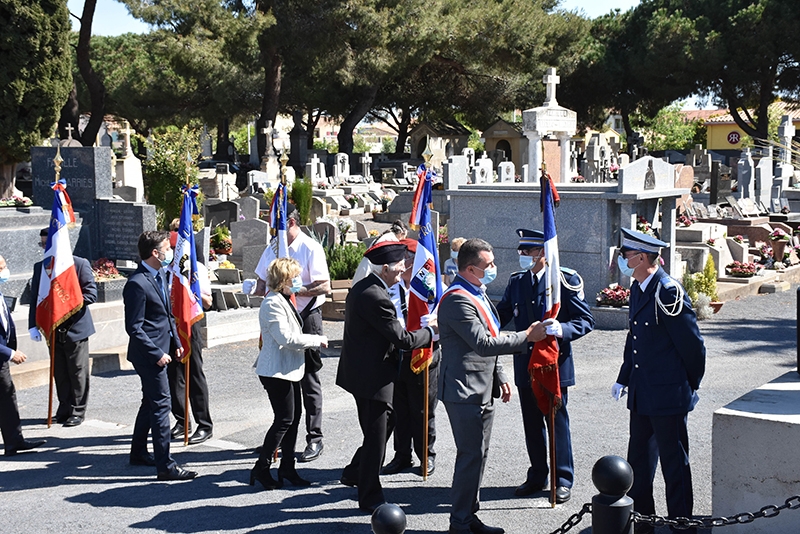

{"left": 544, "top": 319, "right": 563, "bottom": 338}
{"left": 29, "top": 328, "right": 42, "bottom": 342}
{"left": 612, "top": 382, "right": 627, "bottom": 401}
{"left": 420, "top": 313, "right": 436, "bottom": 328}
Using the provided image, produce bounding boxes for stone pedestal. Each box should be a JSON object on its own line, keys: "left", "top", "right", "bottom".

{"left": 712, "top": 371, "right": 800, "bottom": 533}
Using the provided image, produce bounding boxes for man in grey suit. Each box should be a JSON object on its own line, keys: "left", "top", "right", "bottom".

{"left": 438, "top": 238, "right": 543, "bottom": 534}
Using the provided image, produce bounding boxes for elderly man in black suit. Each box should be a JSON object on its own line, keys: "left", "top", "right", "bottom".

{"left": 29, "top": 228, "right": 97, "bottom": 427}
{"left": 124, "top": 231, "right": 196, "bottom": 481}
{"left": 337, "top": 241, "right": 437, "bottom": 513}
{"left": 0, "top": 254, "right": 46, "bottom": 457}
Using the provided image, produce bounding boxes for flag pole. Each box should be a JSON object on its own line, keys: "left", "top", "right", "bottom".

{"left": 47, "top": 333, "right": 55, "bottom": 427}
{"left": 184, "top": 154, "right": 192, "bottom": 446}
{"left": 422, "top": 364, "right": 429, "bottom": 481}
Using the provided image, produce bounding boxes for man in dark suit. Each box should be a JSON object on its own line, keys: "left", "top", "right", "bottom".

{"left": 613, "top": 227, "right": 705, "bottom": 534}
{"left": 29, "top": 228, "right": 97, "bottom": 427}
{"left": 124, "top": 231, "right": 197, "bottom": 481}
{"left": 0, "top": 254, "right": 46, "bottom": 456}
{"left": 438, "top": 238, "right": 539, "bottom": 534}
{"left": 337, "top": 241, "right": 437, "bottom": 513}
{"left": 496, "top": 229, "right": 594, "bottom": 503}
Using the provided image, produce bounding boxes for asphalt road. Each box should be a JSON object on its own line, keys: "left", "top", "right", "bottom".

{"left": 1, "top": 285, "right": 798, "bottom": 534}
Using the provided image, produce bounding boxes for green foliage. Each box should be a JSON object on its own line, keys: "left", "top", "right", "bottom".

{"left": 352, "top": 134, "right": 370, "bottom": 154}
{"left": 290, "top": 178, "right": 313, "bottom": 225}
{"left": 634, "top": 103, "right": 706, "bottom": 151}
{"left": 381, "top": 137, "right": 396, "bottom": 154}
{"left": 468, "top": 129, "right": 485, "bottom": 152}
{"left": 702, "top": 254, "right": 719, "bottom": 302}
{"left": 325, "top": 243, "right": 367, "bottom": 280}
{"left": 313, "top": 139, "right": 338, "bottom": 154}
{"left": 683, "top": 271, "right": 698, "bottom": 306}
{"left": 0, "top": 0, "right": 72, "bottom": 193}
{"left": 143, "top": 125, "right": 200, "bottom": 228}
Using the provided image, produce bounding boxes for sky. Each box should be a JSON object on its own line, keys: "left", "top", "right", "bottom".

{"left": 68, "top": 0, "right": 642, "bottom": 37}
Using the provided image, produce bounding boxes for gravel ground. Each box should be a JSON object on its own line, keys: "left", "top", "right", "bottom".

{"left": 0, "top": 284, "right": 797, "bottom": 534}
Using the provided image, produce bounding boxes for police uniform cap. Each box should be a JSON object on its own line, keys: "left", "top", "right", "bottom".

{"left": 620, "top": 227, "right": 667, "bottom": 254}
{"left": 517, "top": 228, "right": 544, "bottom": 250}
{"left": 364, "top": 241, "right": 408, "bottom": 265}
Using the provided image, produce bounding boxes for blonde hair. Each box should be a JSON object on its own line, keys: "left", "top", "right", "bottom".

{"left": 450, "top": 237, "right": 466, "bottom": 252}
{"left": 169, "top": 218, "right": 181, "bottom": 231}
{"left": 267, "top": 257, "right": 301, "bottom": 292}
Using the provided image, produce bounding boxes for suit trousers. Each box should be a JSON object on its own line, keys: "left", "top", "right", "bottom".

{"left": 518, "top": 384, "right": 574, "bottom": 488}
{"left": 300, "top": 308, "right": 323, "bottom": 444}
{"left": 258, "top": 376, "right": 301, "bottom": 465}
{"left": 627, "top": 411, "right": 694, "bottom": 521}
{"left": 0, "top": 360, "right": 23, "bottom": 449}
{"left": 444, "top": 400, "right": 496, "bottom": 529}
{"left": 342, "top": 396, "right": 395, "bottom": 509}
{"left": 54, "top": 337, "right": 90, "bottom": 420}
{"left": 392, "top": 353, "right": 438, "bottom": 461}
{"left": 131, "top": 362, "right": 176, "bottom": 473}
{"left": 167, "top": 323, "right": 213, "bottom": 432}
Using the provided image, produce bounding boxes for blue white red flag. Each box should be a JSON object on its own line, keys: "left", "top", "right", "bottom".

{"left": 408, "top": 165, "right": 442, "bottom": 373}
{"left": 169, "top": 185, "right": 204, "bottom": 362}
{"left": 528, "top": 172, "right": 563, "bottom": 414}
{"left": 36, "top": 180, "right": 83, "bottom": 342}
{"left": 269, "top": 183, "right": 289, "bottom": 259}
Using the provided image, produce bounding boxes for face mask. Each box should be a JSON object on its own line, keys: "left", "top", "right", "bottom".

{"left": 290, "top": 276, "right": 303, "bottom": 293}
{"left": 451, "top": 251, "right": 458, "bottom": 260}
{"left": 478, "top": 265, "right": 497, "bottom": 285}
{"left": 0, "top": 268, "right": 9, "bottom": 284}
{"left": 519, "top": 255, "right": 534, "bottom": 270}
{"left": 160, "top": 249, "right": 174, "bottom": 268}
{"left": 617, "top": 255, "right": 635, "bottom": 277}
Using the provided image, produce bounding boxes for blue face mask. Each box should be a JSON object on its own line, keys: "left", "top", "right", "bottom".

{"left": 519, "top": 255, "right": 534, "bottom": 270}
{"left": 478, "top": 265, "right": 497, "bottom": 285}
{"left": 451, "top": 251, "right": 458, "bottom": 260}
{"left": 290, "top": 276, "right": 303, "bottom": 293}
{"left": 160, "top": 249, "right": 174, "bottom": 268}
{"left": 617, "top": 255, "right": 635, "bottom": 277}
{"left": 0, "top": 268, "right": 9, "bottom": 284}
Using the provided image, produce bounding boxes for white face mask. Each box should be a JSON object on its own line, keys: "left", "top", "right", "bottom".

{"left": 519, "top": 255, "right": 534, "bottom": 270}
{"left": 0, "top": 268, "right": 9, "bottom": 284}
{"left": 160, "top": 249, "right": 174, "bottom": 267}
{"left": 290, "top": 276, "right": 303, "bottom": 293}
{"left": 451, "top": 250, "right": 458, "bottom": 261}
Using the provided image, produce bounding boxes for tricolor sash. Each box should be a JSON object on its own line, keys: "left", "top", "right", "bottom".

{"left": 441, "top": 280, "right": 499, "bottom": 337}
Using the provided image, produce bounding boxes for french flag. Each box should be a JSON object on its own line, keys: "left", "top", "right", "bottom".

{"left": 408, "top": 165, "right": 442, "bottom": 373}
{"left": 36, "top": 180, "right": 83, "bottom": 341}
{"left": 269, "top": 182, "right": 289, "bottom": 259}
{"left": 528, "top": 173, "right": 563, "bottom": 414}
{"left": 169, "top": 185, "right": 205, "bottom": 361}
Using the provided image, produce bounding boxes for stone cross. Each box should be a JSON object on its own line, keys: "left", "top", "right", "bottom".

{"left": 261, "top": 120, "right": 274, "bottom": 157}
{"left": 778, "top": 115, "right": 795, "bottom": 165}
{"left": 360, "top": 152, "right": 372, "bottom": 182}
{"left": 65, "top": 123, "right": 75, "bottom": 140}
{"left": 543, "top": 67, "right": 560, "bottom": 106}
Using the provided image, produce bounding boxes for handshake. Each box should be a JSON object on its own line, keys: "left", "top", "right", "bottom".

{"left": 524, "top": 318, "right": 563, "bottom": 342}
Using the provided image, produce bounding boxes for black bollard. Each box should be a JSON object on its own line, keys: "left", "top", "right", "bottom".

{"left": 371, "top": 503, "right": 406, "bottom": 534}
{"left": 591, "top": 455, "right": 634, "bottom": 534}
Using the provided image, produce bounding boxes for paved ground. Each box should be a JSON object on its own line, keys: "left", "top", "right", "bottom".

{"left": 1, "top": 285, "right": 798, "bottom": 534}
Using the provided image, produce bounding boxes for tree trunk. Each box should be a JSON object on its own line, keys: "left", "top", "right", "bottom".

{"left": 622, "top": 109, "right": 635, "bottom": 155}
{"left": 256, "top": 44, "right": 282, "bottom": 160}
{"left": 214, "top": 118, "right": 230, "bottom": 161}
{"left": 337, "top": 86, "right": 379, "bottom": 157}
{"left": 306, "top": 109, "right": 321, "bottom": 150}
{"left": 393, "top": 105, "right": 413, "bottom": 157}
{"left": 58, "top": 83, "right": 80, "bottom": 141}
{"left": 76, "top": 0, "right": 105, "bottom": 147}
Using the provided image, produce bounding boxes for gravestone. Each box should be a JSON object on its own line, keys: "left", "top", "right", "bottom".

{"left": 310, "top": 196, "right": 327, "bottom": 222}
{"left": 288, "top": 110, "right": 308, "bottom": 175}
{"left": 334, "top": 153, "right": 350, "bottom": 179}
{"left": 200, "top": 126, "right": 213, "bottom": 159}
{"left": 471, "top": 154, "right": 493, "bottom": 184}
{"left": 231, "top": 218, "right": 270, "bottom": 248}
{"left": 488, "top": 149, "right": 506, "bottom": 170}
{"left": 736, "top": 148, "right": 755, "bottom": 199}
{"left": 237, "top": 196, "right": 259, "bottom": 220}
{"left": 618, "top": 156, "right": 674, "bottom": 193}
{"left": 498, "top": 161, "right": 515, "bottom": 182}
{"left": 306, "top": 153, "right": 325, "bottom": 183}
{"left": 206, "top": 200, "right": 239, "bottom": 228}
{"left": 329, "top": 195, "right": 351, "bottom": 213}
{"left": 754, "top": 147, "right": 773, "bottom": 210}
{"left": 249, "top": 133, "right": 260, "bottom": 167}
{"left": 195, "top": 227, "right": 210, "bottom": 265}
{"left": 31, "top": 147, "right": 113, "bottom": 210}
{"left": 356, "top": 220, "right": 369, "bottom": 241}
{"left": 709, "top": 161, "right": 732, "bottom": 205}
{"left": 462, "top": 148, "right": 476, "bottom": 169}
{"left": 97, "top": 200, "right": 157, "bottom": 261}
{"left": 312, "top": 220, "right": 338, "bottom": 247}
{"left": 443, "top": 155, "right": 469, "bottom": 190}
{"left": 360, "top": 152, "right": 372, "bottom": 181}
{"left": 115, "top": 186, "right": 137, "bottom": 202}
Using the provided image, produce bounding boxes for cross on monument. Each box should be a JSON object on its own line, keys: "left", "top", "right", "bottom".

{"left": 543, "top": 67, "right": 560, "bottom": 106}
{"left": 65, "top": 123, "right": 75, "bottom": 140}
{"left": 360, "top": 152, "right": 372, "bottom": 181}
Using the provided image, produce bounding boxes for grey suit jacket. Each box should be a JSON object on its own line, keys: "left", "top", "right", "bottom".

{"left": 438, "top": 276, "right": 527, "bottom": 405}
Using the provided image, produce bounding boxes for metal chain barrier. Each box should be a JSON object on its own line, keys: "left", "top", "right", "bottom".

{"left": 547, "top": 503, "right": 592, "bottom": 534}
{"left": 633, "top": 495, "right": 800, "bottom": 530}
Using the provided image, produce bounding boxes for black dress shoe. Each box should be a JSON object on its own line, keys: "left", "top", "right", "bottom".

{"left": 157, "top": 466, "right": 198, "bottom": 481}
{"left": 359, "top": 502, "right": 384, "bottom": 514}
{"left": 514, "top": 480, "right": 545, "bottom": 497}
{"left": 170, "top": 423, "right": 190, "bottom": 440}
{"left": 381, "top": 455, "right": 412, "bottom": 475}
{"left": 63, "top": 416, "right": 83, "bottom": 427}
{"left": 340, "top": 474, "right": 358, "bottom": 487}
{"left": 130, "top": 453, "right": 156, "bottom": 466}
{"left": 5, "top": 439, "right": 45, "bottom": 457}
{"left": 470, "top": 516, "right": 504, "bottom": 534}
{"left": 417, "top": 456, "right": 435, "bottom": 476}
{"left": 554, "top": 486, "right": 571, "bottom": 503}
{"left": 188, "top": 428, "right": 213, "bottom": 445}
{"left": 298, "top": 441, "right": 323, "bottom": 462}
{"left": 449, "top": 528, "right": 471, "bottom": 534}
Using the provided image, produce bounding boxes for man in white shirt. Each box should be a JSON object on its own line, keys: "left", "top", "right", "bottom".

{"left": 254, "top": 203, "right": 331, "bottom": 462}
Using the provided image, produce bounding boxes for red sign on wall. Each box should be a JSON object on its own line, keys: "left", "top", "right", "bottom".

{"left": 727, "top": 131, "right": 741, "bottom": 144}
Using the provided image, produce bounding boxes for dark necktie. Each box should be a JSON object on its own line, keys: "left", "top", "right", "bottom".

{"left": 155, "top": 272, "right": 167, "bottom": 307}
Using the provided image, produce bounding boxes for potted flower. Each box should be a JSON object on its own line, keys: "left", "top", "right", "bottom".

{"left": 769, "top": 228, "right": 790, "bottom": 262}
{"left": 210, "top": 224, "right": 232, "bottom": 255}
{"left": 380, "top": 193, "right": 392, "bottom": 212}
{"left": 637, "top": 216, "right": 656, "bottom": 237}
{"left": 732, "top": 235, "right": 744, "bottom": 244}
{"left": 706, "top": 238, "right": 716, "bottom": 247}
{"left": 725, "top": 261, "right": 757, "bottom": 278}
{"left": 596, "top": 284, "right": 630, "bottom": 307}
{"left": 344, "top": 194, "right": 358, "bottom": 208}
{"left": 677, "top": 214, "right": 697, "bottom": 227}
{"left": 92, "top": 258, "right": 127, "bottom": 302}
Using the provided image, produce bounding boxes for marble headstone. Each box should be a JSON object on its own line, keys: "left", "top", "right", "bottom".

{"left": 443, "top": 155, "right": 469, "bottom": 190}
{"left": 498, "top": 161, "right": 515, "bottom": 183}
{"left": 618, "top": 156, "right": 674, "bottom": 193}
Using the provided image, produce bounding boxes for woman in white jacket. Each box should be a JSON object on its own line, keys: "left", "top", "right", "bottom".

{"left": 251, "top": 257, "right": 328, "bottom": 490}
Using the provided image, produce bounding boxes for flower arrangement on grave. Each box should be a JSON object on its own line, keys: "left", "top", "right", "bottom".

{"left": 769, "top": 228, "right": 790, "bottom": 241}
{"left": 92, "top": 258, "right": 124, "bottom": 280}
{"left": 368, "top": 229, "right": 380, "bottom": 238}
{"left": 571, "top": 175, "right": 586, "bottom": 183}
{"left": 596, "top": 284, "right": 630, "bottom": 307}
{"left": 438, "top": 225, "right": 449, "bottom": 245}
{"left": 677, "top": 214, "right": 697, "bottom": 227}
{"left": 316, "top": 180, "right": 326, "bottom": 190}
{"left": 210, "top": 223, "right": 232, "bottom": 254}
{"left": 610, "top": 164, "right": 620, "bottom": 174}
{"left": 344, "top": 194, "right": 358, "bottom": 208}
{"left": 725, "top": 261, "right": 757, "bottom": 278}
{"left": 732, "top": 235, "right": 744, "bottom": 244}
{"left": 218, "top": 259, "right": 236, "bottom": 269}
{"left": 706, "top": 238, "right": 716, "bottom": 247}
{"left": 636, "top": 216, "right": 656, "bottom": 237}
{"left": 0, "top": 196, "right": 33, "bottom": 208}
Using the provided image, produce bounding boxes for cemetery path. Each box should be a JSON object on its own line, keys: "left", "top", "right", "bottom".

{"left": 1, "top": 285, "right": 798, "bottom": 533}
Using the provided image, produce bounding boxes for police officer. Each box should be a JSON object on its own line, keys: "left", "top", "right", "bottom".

{"left": 496, "top": 229, "right": 594, "bottom": 504}
{"left": 612, "top": 227, "right": 705, "bottom": 534}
